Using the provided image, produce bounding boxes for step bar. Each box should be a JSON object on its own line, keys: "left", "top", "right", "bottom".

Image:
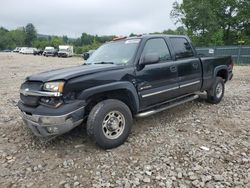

{"left": 135, "top": 94, "right": 199, "bottom": 118}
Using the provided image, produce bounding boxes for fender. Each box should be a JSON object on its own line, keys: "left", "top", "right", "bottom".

{"left": 213, "top": 65, "right": 228, "bottom": 80}
{"left": 78, "top": 81, "right": 140, "bottom": 112}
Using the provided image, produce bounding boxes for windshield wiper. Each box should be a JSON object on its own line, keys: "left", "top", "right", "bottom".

{"left": 94, "top": 61, "right": 114, "bottom": 65}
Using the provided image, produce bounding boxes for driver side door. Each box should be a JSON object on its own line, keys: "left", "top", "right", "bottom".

{"left": 135, "top": 37, "right": 179, "bottom": 109}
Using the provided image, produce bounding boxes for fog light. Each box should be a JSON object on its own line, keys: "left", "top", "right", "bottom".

{"left": 47, "top": 127, "right": 58, "bottom": 133}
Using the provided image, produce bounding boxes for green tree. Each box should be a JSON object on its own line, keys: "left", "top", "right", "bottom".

{"left": 62, "top": 35, "right": 68, "bottom": 44}
{"left": 171, "top": 0, "right": 249, "bottom": 45}
{"left": 176, "top": 26, "right": 187, "bottom": 35}
{"left": 51, "top": 36, "right": 64, "bottom": 48}
{"left": 33, "top": 38, "right": 50, "bottom": 49}
{"left": 0, "top": 27, "right": 9, "bottom": 49}
{"left": 81, "top": 33, "right": 94, "bottom": 45}
{"left": 9, "top": 28, "right": 26, "bottom": 47}
{"left": 237, "top": 0, "right": 250, "bottom": 44}
{"left": 162, "top": 29, "right": 177, "bottom": 35}
{"left": 25, "top": 23, "right": 37, "bottom": 46}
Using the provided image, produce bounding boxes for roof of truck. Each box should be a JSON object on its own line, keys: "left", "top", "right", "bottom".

{"left": 59, "top": 45, "right": 73, "bottom": 48}
{"left": 112, "top": 34, "right": 188, "bottom": 42}
{"left": 131, "top": 34, "right": 187, "bottom": 38}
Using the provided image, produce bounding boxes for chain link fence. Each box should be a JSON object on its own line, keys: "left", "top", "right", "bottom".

{"left": 196, "top": 45, "right": 250, "bottom": 64}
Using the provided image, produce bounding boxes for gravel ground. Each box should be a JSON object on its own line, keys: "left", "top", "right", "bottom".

{"left": 0, "top": 53, "right": 249, "bottom": 188}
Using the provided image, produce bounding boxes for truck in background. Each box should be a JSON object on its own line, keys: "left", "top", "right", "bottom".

{"left": 83, "top": 50, "right": 95, "bottom": 60}
{"left": 43, "top": 47, "right": 58, "bottom": 57}
{"left": 58, "top": 45, "right": 74, "bottom": 57}
{"left": 33, "top": 49, "right": 44, "bottom": 55}
{"left": 13, "top": 47, "right": 22, "bottom": 53}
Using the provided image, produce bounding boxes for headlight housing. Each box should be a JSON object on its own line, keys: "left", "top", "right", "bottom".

{"left": 43, "top": 81, "right": 64, "bottom": 93}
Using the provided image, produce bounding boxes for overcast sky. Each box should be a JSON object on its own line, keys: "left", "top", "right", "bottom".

{"left": 0, "top": 0, "right": 180, "bottom": 38}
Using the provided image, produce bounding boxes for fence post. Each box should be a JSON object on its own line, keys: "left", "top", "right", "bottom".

{"left": 237, "top": 44, "right": 242, "bottom": 64}
{"left": 237, "top": 41, "right": 245, "bottom": 64}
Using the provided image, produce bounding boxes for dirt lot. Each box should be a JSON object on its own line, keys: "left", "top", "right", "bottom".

{"left": 0, "top": 53, "right": 249, "bottom": 188}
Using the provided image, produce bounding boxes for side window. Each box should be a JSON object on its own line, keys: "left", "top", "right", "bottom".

{"left": 170, "top": 37, "right": 194, "bottom": 59}
{"left": 141, "top": 38, "right": 171, "bottom": 63}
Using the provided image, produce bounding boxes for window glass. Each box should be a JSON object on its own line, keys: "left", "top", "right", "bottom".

{"left": 170, "top": 37, "right": 194, "bottom": 59}
{"left": 141, "top": 38, "right": 171, "bottom": 62}
{"left": 86, "top": 39, "right": 140, "bottom": 65}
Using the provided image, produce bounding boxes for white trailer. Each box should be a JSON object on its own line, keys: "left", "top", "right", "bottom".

{"left": 58, "top": 45, "right": 74, "bottom": 57}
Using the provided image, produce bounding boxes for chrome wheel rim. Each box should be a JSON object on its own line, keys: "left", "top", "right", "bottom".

{"left": 102, "top": 111, "right": 125, "bottom": 139}
{"left": 215, "top": 82, "right": 223, "bottom": 98}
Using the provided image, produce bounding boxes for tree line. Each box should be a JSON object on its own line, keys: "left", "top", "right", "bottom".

{"left": 0, "top": 23, "right": 115, "bottom": 54}
{"left": 171, "top": 0, "right": 250, "bottom": 46}
{"left": 0, "top": 24, "right": 34, "bottom": 50}
{"left": 0, "top": 23, "right": 186, "bottom": 54}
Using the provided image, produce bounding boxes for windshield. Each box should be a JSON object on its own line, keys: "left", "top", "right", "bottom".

{"left": 45, "top": 49, "right": 54, "bottom": 52}
{"left": 86, "top": 39, "right": 141, "bottom": 65}
{"left": 59, "top": 49, "right": 68, "bottom": 52}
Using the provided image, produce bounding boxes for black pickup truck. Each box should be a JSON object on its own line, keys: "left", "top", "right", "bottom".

{"left": 18, "top": 35, "right": 233, "bottom": 149}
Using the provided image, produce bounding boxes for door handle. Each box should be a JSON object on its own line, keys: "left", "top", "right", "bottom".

{"left": 170, "top": 65, "right": 177, "bottom": 72}
{"left": 192, "top": 62, "right": 199, "bottom": 69}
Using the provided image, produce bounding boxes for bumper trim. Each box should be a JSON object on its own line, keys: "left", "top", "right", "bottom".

{"left": 20, "top": 106, "right": 85, "bottom": 137}
{"left": 20, "top": 106, "right": 84, "bottom": 126}
{"left": 229, "top": 73, "right": 233, "bottom": 80}
{"left": 20, "top": 89, "right": 62, "bottom": 97}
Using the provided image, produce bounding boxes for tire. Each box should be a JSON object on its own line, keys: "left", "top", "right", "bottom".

{"left": 87, "top": 99, "right": 133, "bottom": 149}
{"left": 206, "top": 77, "right": 225, "bottom": 104}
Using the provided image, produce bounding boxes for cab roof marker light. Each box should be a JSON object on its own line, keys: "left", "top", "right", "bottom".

{"left": 112, "top": 36, "right": 127, "bottom": 41}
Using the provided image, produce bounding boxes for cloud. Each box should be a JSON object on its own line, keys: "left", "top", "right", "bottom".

{"left": 0, "top": 0, "right": 179, "bottom": 37}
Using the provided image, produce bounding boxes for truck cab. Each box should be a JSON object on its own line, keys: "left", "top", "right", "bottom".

{"left": 43, "top": 47, "right": 58, "bottom": 57}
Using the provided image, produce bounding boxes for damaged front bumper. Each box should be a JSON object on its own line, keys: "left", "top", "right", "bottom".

{"left": 18, "top": 101, "right": 85, "bottom": 137}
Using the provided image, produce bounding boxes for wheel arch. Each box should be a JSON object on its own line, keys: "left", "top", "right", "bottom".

{"left": 78, "top": 82, "right": 139, "bottom": 115}
{"left": 214, "top": 65, "right": 229, "bottom": 82}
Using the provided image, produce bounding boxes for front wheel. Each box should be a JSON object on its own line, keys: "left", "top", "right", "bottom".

{"left": 87, "top": 99, "right": 133, "bottom": 149}
{"left": 206, "top": 77, "right": 225, "bottom": 104}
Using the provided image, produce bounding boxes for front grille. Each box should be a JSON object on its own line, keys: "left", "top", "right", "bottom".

{"left": 20, "top": 81, "right": 43, "bottom": 107}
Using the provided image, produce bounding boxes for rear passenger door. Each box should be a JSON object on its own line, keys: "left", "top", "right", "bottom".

{"left": 169, "top": 37, "right": 202, "bottom": 95}
{"left": 136, "top": 37, "right": 179, "bottom": 108}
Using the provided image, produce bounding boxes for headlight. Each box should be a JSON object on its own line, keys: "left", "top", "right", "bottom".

{"left": 43, "top": 81, "right": 64, "bottom": 92}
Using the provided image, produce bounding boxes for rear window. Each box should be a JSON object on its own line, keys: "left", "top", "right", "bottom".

{"left": 170, "top": 37, "right": 194, "bottom": 59}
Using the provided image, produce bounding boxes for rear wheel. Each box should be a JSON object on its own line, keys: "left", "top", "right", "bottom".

{"left": 87, "top": 99, "right": 133, "bottom": 149}
{"left": 206, "top": 77, "right": 225, "bottom": 104}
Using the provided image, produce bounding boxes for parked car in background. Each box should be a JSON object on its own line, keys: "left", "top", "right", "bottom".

{"left": 19, "top": 47, "right": 28, "bottom": 54}
{"left": 13, "top": 47, "right": 21, "bottom": 53}
{"left": 43, "top": 47, "right": 58, "bottom": 57}
{"left": 82, "top": 50, "right": 95, "bottom": 60}
{"left": 33, "top": 49, "right": 44, "bottom": 55}
{"left": 21, "top": 48, "right": 37, "bottom": 54}
{"left": 2, "top": 49, "right": 12, "bottom": 52}
{"left": 58, "top": 45, "right": 74, "bottom": 57}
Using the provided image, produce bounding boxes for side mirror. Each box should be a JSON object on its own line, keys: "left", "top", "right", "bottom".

{"left": 83, "top": 53, "right": 90, "bottom": 60}
{"left": 140, "top": 53, "right": 160, "bottom": 66}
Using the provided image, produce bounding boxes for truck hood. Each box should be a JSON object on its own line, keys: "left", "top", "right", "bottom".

{"left": 27, "top": 64, "right": 123, "bottom": 82}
